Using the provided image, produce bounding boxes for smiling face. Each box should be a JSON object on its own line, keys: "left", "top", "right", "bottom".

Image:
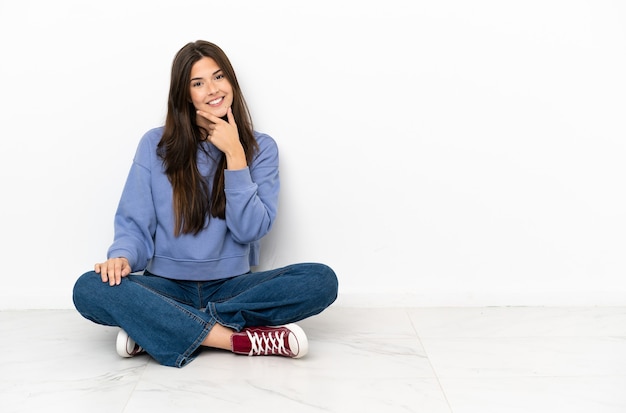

{"left": 189, "top": 56, "right": 233, "bottom": 119}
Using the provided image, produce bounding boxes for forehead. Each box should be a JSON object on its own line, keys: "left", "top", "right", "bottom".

{"left": 190, "top": 57, "right": 220, "bottom": 78}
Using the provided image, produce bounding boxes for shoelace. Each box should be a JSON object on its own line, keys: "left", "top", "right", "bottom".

{"left": 246, "top": 330, "right": 290, "bottom": 356}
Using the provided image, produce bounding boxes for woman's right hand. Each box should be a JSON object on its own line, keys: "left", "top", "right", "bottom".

{"left": 95, "top": 257, "right": 132, "bottom": 286}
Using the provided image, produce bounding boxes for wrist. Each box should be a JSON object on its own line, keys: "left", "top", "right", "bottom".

{"left": 225, "top": 147, "right": 247, "bottom": 170}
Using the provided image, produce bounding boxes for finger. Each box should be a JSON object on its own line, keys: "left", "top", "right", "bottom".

{"left": 120, "top": 260, "right": 131, "bottom": 278}
{"left": 113, "top": 260, "right": 125, "bottom": 286}
{"left": 196, "top": 110, "right": 223, "bottom": 124}
{"left": 101, "top": 260, "right": 118, "bottom": 286}
{"left": 110, "top": 267, "right": 118, "bottom": 286}
{"left": 226, "top": 107, "right": 236, "bottom": 126}
{"left": 117, "top": 260, "right": 133, "bottom": 284}
{"left": 95, "top": 263, "right": 109, "bottom": 283}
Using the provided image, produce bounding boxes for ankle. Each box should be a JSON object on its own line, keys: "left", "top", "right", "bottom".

{"left": 202, "top": 323, "right": 234, "bottom": 350}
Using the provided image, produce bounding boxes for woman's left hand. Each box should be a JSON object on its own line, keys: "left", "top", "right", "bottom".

{"left": 197, "top": 107, "right": 247, "bottom": 170}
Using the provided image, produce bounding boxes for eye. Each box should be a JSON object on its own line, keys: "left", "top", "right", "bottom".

{"left": 192, "top": 80, "right": 203, "bottom": 88}
{"left": 214, "top": 73, "right": 225, "bottom": 81}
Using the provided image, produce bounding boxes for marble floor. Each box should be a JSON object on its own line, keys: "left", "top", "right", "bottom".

{"left": 1, "top": 306, "right": 625, "bottom": 413}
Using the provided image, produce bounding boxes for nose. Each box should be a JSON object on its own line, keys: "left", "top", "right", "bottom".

{"left": 207, "top": 80, "right": 219, "bottom": 95}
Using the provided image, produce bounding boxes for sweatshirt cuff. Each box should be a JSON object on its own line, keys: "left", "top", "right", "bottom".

{"left": 224, "top": 167, "right": 254, "bottom": 190}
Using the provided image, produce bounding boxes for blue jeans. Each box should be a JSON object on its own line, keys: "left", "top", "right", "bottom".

{"left": 73, "top": 263, "right": 338, "bottom": 367}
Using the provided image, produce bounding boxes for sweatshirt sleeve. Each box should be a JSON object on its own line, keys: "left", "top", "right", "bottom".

{"left": 224, "top": 133, "right": 279, "bottom": 243}
{"left": 107, "top": 135, "right": 157, "bottom": 271}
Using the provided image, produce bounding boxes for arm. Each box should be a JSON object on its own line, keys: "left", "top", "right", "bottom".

{"left": 223, "top": 133, "right": 279, "bottom": 243}
{"left": 196, "top": 108, "right": 279, "bottom": 242}
{"left": 96, "top": 135, "right": 158, "bottom": 285}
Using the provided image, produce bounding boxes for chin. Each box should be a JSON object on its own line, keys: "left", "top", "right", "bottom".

{"left": 210, "top": 108, "right": 227, "bottom": 118}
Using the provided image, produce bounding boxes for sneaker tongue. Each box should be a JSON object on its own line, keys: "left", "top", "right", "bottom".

{"left": 231, "top": 334, "right": 253, "bottom": 354}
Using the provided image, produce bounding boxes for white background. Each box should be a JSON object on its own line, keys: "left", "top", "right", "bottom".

{"left": 0, "top": 0, "right": 624, "bottom": 309}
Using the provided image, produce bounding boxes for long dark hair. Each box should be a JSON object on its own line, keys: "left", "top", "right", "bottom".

{"left": 158, "top": 40, "right": 258, "bottom": 236}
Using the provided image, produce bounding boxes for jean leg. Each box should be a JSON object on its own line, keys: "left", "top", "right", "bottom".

{"left": 128, "top": 271, "right": 207, "bottom": 309}
{"left": 73, "top": 271, "right": 215, "bottom": 367}
{"left": 206, "top": 263, "right": 338, "bottom": 330}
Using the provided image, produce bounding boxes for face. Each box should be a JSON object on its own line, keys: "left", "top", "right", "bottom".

{"left": 189, "top": 57, "right": 233, "bottom": 119}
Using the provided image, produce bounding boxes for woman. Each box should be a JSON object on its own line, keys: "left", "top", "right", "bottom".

{"left": 73, "top": 40, "right": 338, "bottom": 368}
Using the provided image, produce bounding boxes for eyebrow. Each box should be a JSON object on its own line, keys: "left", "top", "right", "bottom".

{"left": 190, "top": 69, "right": 222, "bottom": 82}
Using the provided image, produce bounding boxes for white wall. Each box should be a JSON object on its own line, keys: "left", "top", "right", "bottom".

{"left": 1, "top": 0, "right": 624, "bottom": 309}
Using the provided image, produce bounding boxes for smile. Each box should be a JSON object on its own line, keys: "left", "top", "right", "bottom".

{"left": 208, "top": 97, "right": 223, "bottom": 106}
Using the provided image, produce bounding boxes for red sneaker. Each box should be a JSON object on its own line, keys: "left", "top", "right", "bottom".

{"left": 231, "top": 323, "right": 308, "bottom": 358}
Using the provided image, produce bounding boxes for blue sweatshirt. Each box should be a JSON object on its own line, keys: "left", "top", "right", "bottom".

{"left": 107, "top": 126, "right": 280, "bottom": 281}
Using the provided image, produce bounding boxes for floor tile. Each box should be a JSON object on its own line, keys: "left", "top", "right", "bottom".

{"left": 420, "top": 336, "right": 626, "bottom": 378}
{"left": 439, "top": 376, "right": 626, "bottom": 413}
{"left": 1, "top": 307, "right": 624, "bottom": 413}
{"left": 300, "top": 306, "right": 419, "bottom": 339}
{"left": 407, "top": 307, "right": 626, "bottom": 338}
{"left": 127, "top": 359, "right": 451, "bottom": 412}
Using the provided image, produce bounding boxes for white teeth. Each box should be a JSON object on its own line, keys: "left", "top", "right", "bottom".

{"left": 209, "top": 97, "right": 222, "bottom": 105}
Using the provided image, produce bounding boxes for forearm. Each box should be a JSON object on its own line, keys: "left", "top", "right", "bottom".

{"left": 225, "top": 144, "right": 247, "bottom": 170}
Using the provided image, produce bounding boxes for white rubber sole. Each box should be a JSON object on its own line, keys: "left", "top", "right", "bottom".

{"left": 284, "top": 323, "right": 308, "bottom": 358}
{"left": 115, "top": 329, "right": 137, "bottom": 358}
